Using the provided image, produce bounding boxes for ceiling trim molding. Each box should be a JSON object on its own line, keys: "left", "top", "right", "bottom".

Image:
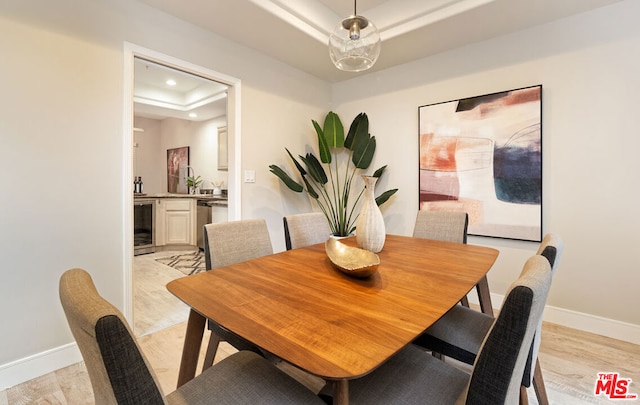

{"left": 249, "top": 0, "right": 496, "bottom": 43}
{"left": 374, "top": 0, "right": 495, "bottom": 40}
{"left": 133, "top": 90, "right": 227, "bottom": 112}
{"left": 250, "top": 0, "right": 335, "bottom": 43}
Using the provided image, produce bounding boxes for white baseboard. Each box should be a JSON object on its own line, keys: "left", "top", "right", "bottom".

{"left": 2, "top": 298, "right": 639, "bottom": 391}
{"left": 0, "top": 342, "right": 82, "bottom": 391}
{"left": 543, "top": 305, "right": 640, "bottom": 345}
{"left": 468, "top": 292, "right": 640, "bottom": 345}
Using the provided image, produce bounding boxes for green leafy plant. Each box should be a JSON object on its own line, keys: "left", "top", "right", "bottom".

{"left": 186, "top": 175, "right": 202, "bottom": 189}
{"left": 270, "top": 111, "right": 398, "bottom": 236}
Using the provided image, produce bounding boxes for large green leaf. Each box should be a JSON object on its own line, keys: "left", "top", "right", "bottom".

{"left": 302, "top": 177, "right": 319, "bottom": 199}
{"left": 375, "top": 188, "right": 398, "bottom": 206}
{"left": 323, "top": 111, "right": 344, "bottom": 148}
{"left": 269, "top": 165, "right": 304, "bottom": 192}
{"left": 345, "top": 113, "right": 368, "bottom": 150}
{"left": 286, "top": 148, "right": 306, "bottom": 176}
{"left": 352, "top": 136, "right": 376, "bottom": 169}
{"left": 372, "top": 165, "right": 387, "bottom": 178}
{"left": 313, "top": 120, "right": 331, "bottom": 164}
{"left": 300, "top": 153, "right": 328, "bottom": 184}
{"left": 312, "top": 119, "right": 323, "bottom": 138}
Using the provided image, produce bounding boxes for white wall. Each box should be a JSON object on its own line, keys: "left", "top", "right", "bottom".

{"left": 184, "top": 118, "right": 228, "bottom": 191}
{"left": 0, "top": 8, "right": 125, "bottom": 385}
{"left": 252, "top": 86, "right": 333, "bottom": 248}
{"left": 332, "top": 0, "right": 640, "bottom": 337}
{"left": 134, "top": 116, "right": 229, "bottom": 194}
{"left": 162, "top": 117, "right": 227, "bottom": 192}
{"left": 134, "top": 117, "right": 163, "bottom": 193}
{"left": 0, "top": 0, "right": 329, "bottom": 389}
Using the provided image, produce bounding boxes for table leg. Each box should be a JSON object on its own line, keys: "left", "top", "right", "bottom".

{"left": 476, "top": 275, "right": 494, "bottom": 315}
{"left": 176, "top": 309, "right": 206, "bottom": 388}
{"left": 334, "top": 379, "right": 349, "bottom": 405}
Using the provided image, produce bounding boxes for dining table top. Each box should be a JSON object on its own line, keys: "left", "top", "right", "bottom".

{"left": 167, "top": 234, "right": 499, "bottom": 384}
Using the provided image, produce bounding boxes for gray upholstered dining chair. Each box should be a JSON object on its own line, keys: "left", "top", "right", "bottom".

{"left": 519, "top": 233, "right": 564, "bottom": 405}
{"left": 413, "top": 233, "right": 563, "bottom": 405}
{"left": 59, "top": 268, "right": 324, "bottom": 405}
{"left": 283, "top": 212, "right": 332, "bottom": 250}
{"left": 337, "top": 253, "right": 553, "bottom": 405}
{"left": 202, "top": 219, "right": 274, "bottom": 370}
{"left": 413, "top": 210, "right": 493, "bottom": 314}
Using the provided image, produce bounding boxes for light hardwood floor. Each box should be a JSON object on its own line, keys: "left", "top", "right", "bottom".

{"left": 2, "top": 252, "right": 639, "bottom": 404}
{"left": 132, "top": 250, "right": 194, "bottom": 337}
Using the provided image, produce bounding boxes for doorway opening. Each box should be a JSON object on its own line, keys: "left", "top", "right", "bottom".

{"left": 123, "top": 43, "right": 242, "bottom": 334}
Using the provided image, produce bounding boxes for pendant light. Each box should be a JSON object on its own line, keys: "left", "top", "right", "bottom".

{"left": 328, "top": 0, "right": 381, "bottom": 72}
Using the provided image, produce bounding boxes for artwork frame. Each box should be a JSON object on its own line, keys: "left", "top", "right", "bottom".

{"left": 167, "top": 146, "right": 189, "bottom": 194}
{"left": 418, "top": 85, "right": 542, "bottom": 242}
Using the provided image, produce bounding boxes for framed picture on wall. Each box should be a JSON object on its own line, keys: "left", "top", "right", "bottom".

{"left": 167, "top": 146, "right": 189, "bottom": 194}
{"left": 418, "top": 85, "right": 542, "bottom": 242}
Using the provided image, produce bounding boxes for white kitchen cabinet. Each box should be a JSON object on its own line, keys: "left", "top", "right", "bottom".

{"left": 156, "top": 198, "right": 195, "bottom": 246}
{"left": 165, "top": 211, "right": 191, "bottom": 244}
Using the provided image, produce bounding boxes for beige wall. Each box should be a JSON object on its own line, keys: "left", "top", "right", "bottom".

{"left": 134, "top": 117, "right": 163, "bottom": 194}
{"left": 135, "top": 116, "right": 229, "bottom": 194}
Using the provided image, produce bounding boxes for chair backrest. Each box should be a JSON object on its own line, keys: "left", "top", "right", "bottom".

{"left": 204, "top": 219, "right": 273, "bottom": 269}
{"left": 465, "top": 255, "right": 552, "bottom": 405}
{"left": 413, "top": 210, "right": 468, "bottom": 243}
{"left": 520, "top": 233, "right": 564, "bottom": 387}
{"left": 536, "top": 233, "right": 564, "bottom": 274}
{"left": 283, "top": 212, "right": 332, "bottom": 250}
{"left": 59, "top": 268, "right": 166, "bottom": 405}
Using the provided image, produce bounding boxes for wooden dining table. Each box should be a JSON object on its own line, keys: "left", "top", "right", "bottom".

{"left": 167, "top": 234, "right": 499, "bottom": 404}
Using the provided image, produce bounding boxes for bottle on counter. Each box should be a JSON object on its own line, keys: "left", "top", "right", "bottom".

{"left": 134, "top": 176, "right": 144, "bottom": 194}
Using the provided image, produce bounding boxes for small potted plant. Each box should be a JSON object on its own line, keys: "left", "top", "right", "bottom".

{"left": 186, "top": 175, "right": 202, "bottom": 194}
{"left": 270, "top": 111, "right": 397, "bottom": 237}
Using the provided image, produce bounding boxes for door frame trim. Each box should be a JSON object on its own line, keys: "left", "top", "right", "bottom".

{"left": 122, "top": 42, "right": 242, "bottom": 322}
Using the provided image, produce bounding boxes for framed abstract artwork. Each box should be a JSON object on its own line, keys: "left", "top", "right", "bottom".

{"left": 167, "top": 146, "right": 189, "bottom": 194}
{"left": 418, "top": 85, "right": 542, "bottom": 241}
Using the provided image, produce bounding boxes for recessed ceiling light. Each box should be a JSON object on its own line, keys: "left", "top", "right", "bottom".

{"left": 189, "top": 112, "right": 198, "bottom": 118}
{"left": 166, "top": 79, "right": 177, "bottom": 86}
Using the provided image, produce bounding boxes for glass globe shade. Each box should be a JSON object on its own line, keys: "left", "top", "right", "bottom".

{"left": 328, "top": 16, "right": 381, "bottom": 72}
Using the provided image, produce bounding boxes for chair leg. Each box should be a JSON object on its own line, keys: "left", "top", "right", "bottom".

{"left": 202, "top": 331, "right": 222, "bottom": 371}
{"left": 476, "top": 275, "right": 494, "bottom": 315}
{"left": 519, "top": 385, "right": 529, "bottom": 405}
{"left": 533, "top": 358, "right": 550, "bottom": 405}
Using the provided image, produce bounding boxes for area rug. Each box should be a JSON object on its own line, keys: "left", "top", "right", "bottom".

{"left": 156, "top": 251, "right": 205, "bottom": 276}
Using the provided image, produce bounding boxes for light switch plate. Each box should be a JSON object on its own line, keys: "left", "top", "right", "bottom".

{"left": 244, "top": 170, "right": 256, "bottom": 183}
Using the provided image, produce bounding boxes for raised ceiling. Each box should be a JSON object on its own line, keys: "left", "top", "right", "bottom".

{"left": 134, "top": 57, "right": 228, "bottom": 122}
{"left": 134, "top": 0, "right": 621, "bottom": 82}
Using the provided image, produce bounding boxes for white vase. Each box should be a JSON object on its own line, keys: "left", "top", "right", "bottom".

{"left": 356, "top": 175, "right": 386, "bottom": 253}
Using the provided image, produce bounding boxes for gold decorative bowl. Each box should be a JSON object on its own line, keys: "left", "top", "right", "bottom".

{"left": 325, "top": 237, "right": 380, "bottom": 278}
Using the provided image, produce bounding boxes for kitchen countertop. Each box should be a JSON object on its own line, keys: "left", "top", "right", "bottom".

{"left": 134, "top": 193, "right": 228, "bottom": 206}
{"left": 135, "top": 193, "right": 226, "bottom": 199}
